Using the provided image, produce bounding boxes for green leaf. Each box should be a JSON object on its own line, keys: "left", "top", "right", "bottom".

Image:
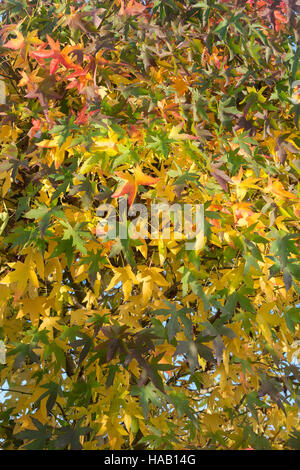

{"left": 286, "top": 428, "right": 300, "bottom": 450}
{"left": 60, "top": 220, "right": 88, "bottom": 255}
{"left": 175, "top": 340, "right": 199, "bottom": 373}
{"left": 15, "top": 418, "right": 51, "bottom": 450}
{"left": 131, "top": 382, "right": 163, "bottom": 419}
{"left": 168, "top": 390, "right": 198, "bottom": 426}
{"left": 283, "top": 267, "right": 293, "bottom": 291}
{"left": 54, "top": 423, "right": 91, "bottom": 450}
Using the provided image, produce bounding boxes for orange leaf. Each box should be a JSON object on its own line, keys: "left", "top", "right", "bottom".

{"left": 112, "top": 180, "right": 137, "bottom": 208}
{"left": 266, "top": 179, "right": 298, "bottom": 200}
{"left": 30, "top": 36, "right": 78, "bottom": 75}
{"left": 3, "top": 31, "right": 24, "bottom": 50}
{"left": 119, "top": 0, "right": 147, "bottom": 16}
{"left": 134, "top": 166, "right": 159, "bottom": 186}
{"left": 240, "top": 371, "right": 248, "bottom": 392}
{"left": 111, "top": 166, "right": 159, "bottom": 206}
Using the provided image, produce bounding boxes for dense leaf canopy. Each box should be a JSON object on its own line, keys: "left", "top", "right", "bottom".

{"left": 0, "top": 0, "right": 299, "bottom": 450}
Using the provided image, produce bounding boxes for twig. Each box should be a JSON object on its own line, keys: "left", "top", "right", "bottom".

{"left": 0, "top": 387, "right": 32, "bottom": 395}
{"left": 56, "top": 402, "right": 68, "bottom": 422}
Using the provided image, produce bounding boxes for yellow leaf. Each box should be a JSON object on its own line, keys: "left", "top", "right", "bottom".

{"left": 136, "top": 239, "right": 147, "bottom": 258}
{"left": 2, "top": 172, "right": 11, "bottom": 197}
{"left": 198, "top": 356, "right": 206, "bottom": 371}
{"left": 2, "top": 260, "right": 30, "bottom": 295}
{"left": 17, "top": 297, "right": 47, "bottom": 327}
{"left": 205, "top": 413, "right": 224, "bottom": 432}
{"left": 28, "top": 265, "right": 39, "bottom": 288}
{"left": 106, "top": 265, "right": 138, "bottom": 301}
{"left": 123, "top": 413, "right": 131, "bottom": 433}
{"left": 194, "top": 232, "right": 206, "bottom": 254}
{"left": 36, "top": 139, "right": 58, "bottom": 148}
{"left": 136, "top": 266, "right": 166, "bottom": 288}
{"left": 94, "top": 276, "right": 101, "bottom": 297}
{"left": 172, "top": 76, "right": 188, "bottom": 96}
{"left": 265, "top": 179, "right": 298, "bottom": 200}
{"left": 275, "top": 215, "right": 288, "bottom": 231}
{"left": 256, "top": 313, "right": 272, "bottom": 344}
{"left": 39, "top": 316, "right": 61, "bottom": 339}
{"left": 109, "top": 74, "right": 132, "bottom": 85}
{"left": 69, "top": 308, "right": 93, "bottom": 326}
{"left": 33, "top": 251, "right": 44, "bottom": 280}
{"left": 223, "top": 348, "right": 230, "bottom": 375}
{"left": 40, "top": 397, "right": 48, "bottom": 421}
{"left": 36, "top": 135, "right": 74, "bottom": 169}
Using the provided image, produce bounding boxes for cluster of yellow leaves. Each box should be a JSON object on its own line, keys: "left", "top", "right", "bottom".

{"left": 0, "top": 1, "right": 299, "bottom": 451}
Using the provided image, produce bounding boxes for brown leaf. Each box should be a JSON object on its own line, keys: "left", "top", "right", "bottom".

{"left": 211, "top": 164, "right": 232, "bottom": 192}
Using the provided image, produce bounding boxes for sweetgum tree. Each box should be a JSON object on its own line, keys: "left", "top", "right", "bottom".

{"left": 0, "top": 0, "right": 299, "bottom": 450}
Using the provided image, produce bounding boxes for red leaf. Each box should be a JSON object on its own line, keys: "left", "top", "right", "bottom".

{"left": 3, "top": 31, "right": 24, "bottom": 50}
{"left": 111, "top": 166, "right": 159, "bottom": 206}
{"left": 119, "top": 0, "right": 148, "bottom": 16}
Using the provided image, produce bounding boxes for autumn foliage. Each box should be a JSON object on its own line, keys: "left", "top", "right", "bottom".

{"left": 0, "top": 0, "right": 300, "bottom": 450}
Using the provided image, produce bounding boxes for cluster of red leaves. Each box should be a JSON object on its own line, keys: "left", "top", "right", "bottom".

{"left": 246, "top": 0, "right": 288, "bottom": 31}
{"left": 118, "top": 0, "right": 153, "bottom": 18}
